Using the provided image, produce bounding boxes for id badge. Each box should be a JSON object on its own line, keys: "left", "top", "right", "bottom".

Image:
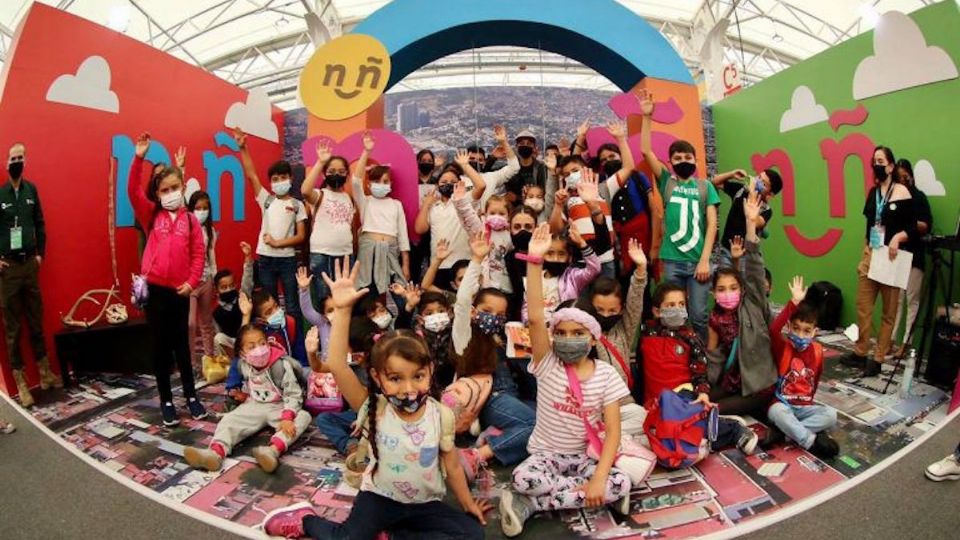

{"left": 869, "top": 225, "right": 884, "bottom": 249}
{"left": 9, "top": 226, "right": 22, "bottom": 250}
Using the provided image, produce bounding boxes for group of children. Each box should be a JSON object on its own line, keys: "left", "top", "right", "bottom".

{"left": 124, "top": 90, "right": 843, "bottom": 539}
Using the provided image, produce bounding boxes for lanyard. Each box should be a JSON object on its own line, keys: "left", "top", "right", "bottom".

{"left": 875, "top": 182, "right": 894, "bottom": 223}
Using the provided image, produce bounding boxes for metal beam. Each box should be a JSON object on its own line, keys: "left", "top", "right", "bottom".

{"left": 128, "top": 0, "right": 204, "bottom": 66}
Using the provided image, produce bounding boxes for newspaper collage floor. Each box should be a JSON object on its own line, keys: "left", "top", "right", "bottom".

{"left": 17, "top": 334, "right": 952, "bottom": 539}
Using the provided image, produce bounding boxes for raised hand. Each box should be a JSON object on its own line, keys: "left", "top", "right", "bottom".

{"left": 134, "top": 133, "right": 151, "bottom": 159}
{"left": 434, "top": 238, "right": 451, "bottom": 261}
{"left": 401, "top": 282, "right": 422, "bottom": 308}
{"left": 469, "top": 231, "right": 492, "bottom": 262}
{"left": 568, "top": 225, "right": 587, "bottom": 248}
{"left": 491, "top": 144, "right": 507, "bottom": 160}
{"left": 232, "top": 127, "right": 247, "bottom": 149}
{"left": 576, "top": 168, "right": 600, "bottom": 203}
{"left": 544, "top": 153, "right": 557, "bottom": 172}
{"left": 296, "top": 266, "right": 313, "bottom": 290}
{"left": 321, "top": 257, "right": 370, "bottom": 310}
{"left": 493, "top": 124, "right": 507, "bottom": 143}
{"left": 305, "top": 326, "right": 320, "bottom": 356}
{"left": 528, "top": 223, "right": 552, "bottom": 258}
{"left": 452, "top": 180, "right": 467, "bottom": 201}
{"left": 732, "top": 168, "right": 748, "bottom": 180}
{"left": 638, "top": 90, "right": 655, "bottom": 116}
{"left": 558, "top": 136, "right": 572, "bottom": 157}
{"left": 788, "top": 275, "right": 807, "bottom": 305}
{"left": 744, "top": 190, "right": 761, "bottom": 222}
{"left": 362, "top": 131, "right": 375, "bottom": 152}
{"left": 729, "top": 235, "right": 745, "bottom": 260}
{"left": 627, "top": 237, "right": 647, "bottom": 268}
{"left": 576, "top": 119, "right": 590, "bottom": 138}
{"left": 316, "top": 140, "right": 332, "bottom": 166}
{"left": 174, "top": 146, "right": 186, "bottom": 169}
{"left": 238, "top": 292, "right": 252, "bottom": 316}
{"left": 454, "top": 149, "right": 470, "bottom": 167}
{"left": 554, "top": 188, "right": 569, "bottom": 208}
{"left": 606, "top": 120, "right": 627, "bottom": 139}
{"left": 240, "top": 241, "right": 252, "bottom": 261}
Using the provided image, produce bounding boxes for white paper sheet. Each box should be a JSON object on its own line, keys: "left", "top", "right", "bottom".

{"left": 867, "top": 246, "right": 913, "bottom": 289}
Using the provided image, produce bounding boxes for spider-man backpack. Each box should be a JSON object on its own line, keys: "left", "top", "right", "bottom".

{"left": 642, "top": 389, "right": 718, "bottom": 469}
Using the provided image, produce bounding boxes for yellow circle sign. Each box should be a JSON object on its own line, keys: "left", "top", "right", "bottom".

{"left": 299, "top": 34, "right": 392, "bottom": 121}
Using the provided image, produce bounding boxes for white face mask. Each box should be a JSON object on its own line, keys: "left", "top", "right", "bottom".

{"left": 565, "top": 170, "right": 582, "bottom": 190}
{"left": 372, "top": 312, "right": 393, "bottom": 329}
{"left": 524, "top": 197, "right": 544, "bottom": 212}
{"left": 160, "top": 191, "right": 184, "bottom": 211}
{"left": 193, "top": 209, "right": 209, "bottom": 224}
{"left": 273, "top": 180, "right": 291, "bottom": 196}
{"left": 423, "top": 312, "right": 451, "bottom": 333}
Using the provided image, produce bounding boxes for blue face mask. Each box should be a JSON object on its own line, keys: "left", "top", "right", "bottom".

{"left": 385, "top": 392, "right": 429, "bottom": 414}
{"left": 267, "top": 309, "right": 285, "bottom": 328}
{"left": 370, "top": 183, "right": 392, "bottom": 198}
{"left": 787, "top": 332, "right": 812, "bottom": 352}
{"left": 473, "top": 311, "right": 506, "bottom": 336}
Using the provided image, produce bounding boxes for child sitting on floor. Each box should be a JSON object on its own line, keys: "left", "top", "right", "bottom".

{"left": 184, "top": 325, "right": 312, "bottom": 473}
{"left": 767, "top": 276, "right": 839, "bottom": 458}
{"left": 500, "top": 223, "right": 631, "bottom": 538}
{"left": 212, "top": 242, "right": 254, "bottom": 359}
{"left": 262, "top": 259, "right": 489, "bottom": 539}
{"left": 519, "top": 224, "right": 600, "bottom": 323}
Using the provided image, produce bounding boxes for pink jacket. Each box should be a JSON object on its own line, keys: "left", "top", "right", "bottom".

{"left": 129, "top": 156, "right": 205, "bottom": 290}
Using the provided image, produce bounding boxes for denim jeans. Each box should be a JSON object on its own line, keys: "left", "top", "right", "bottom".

{"left": 257, "top": 255, "right": 300, "bottom": 319}
{"left": 315, "top": 409, "right": 358, "bottom": 455}
{"left": 303, "top": 490, "right": 484, "bottom": 540}
{"left": 662, "top": 259, "right": 711, "bottom": 341}
{"left": 479, "top": 391, "right": 536, "bottom": 466}
{"left": 600, "top": 260, "right": 617, "bottom": 280}
{"left": 767, "top": 402, "right": 837, "bottom": 449}
{"left": 309, "top": 253, "right": 349, "bottom": 302}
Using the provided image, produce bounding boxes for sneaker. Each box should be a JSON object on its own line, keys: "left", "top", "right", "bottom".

{"left": 809, "top": 432, "right": 839, "bottom": 459}
{"left": 187, "top": 398, "right": 208, "bottom": 420}
{"left": 840, "top": 352, "right": 867, "bottom": 369}
{"left": 736, "top": 425, "right": 759, "bottom": 456}
{"left": 253, "top": 445, "right": 280, "bottom": 473}
{"left": 161, "top": 402, "right": 179, "bottom": 427}
{"left": 925, "top": 454, "right": 960, "bottom": 482}
{"left": 262, "top": 501, "right": 316, "bottom": 538}
{"left": 500, "top": 489, "right": 536, "bottom": 538}
{"left": 459, "top": 447, "right": 483, "bottom": 483}
{"left": 184, "top": 446, "right": 224, "bottom": 472}
{"left": 862, "top": 360, "right": 882, "bottom": 378}
{"left": 476, "top": 426, "right": 504, "bottom": 448}
{"left": 0, "top": 421, "right": 14, "bottom": 434}
{"left": 760, "top": 425, "right": 785, "bottom": 448}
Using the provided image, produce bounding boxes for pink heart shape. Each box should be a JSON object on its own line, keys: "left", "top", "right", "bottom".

{"left": 584, "top": 126, "right": 676, "bottom": 167}
{"left": 608, "top": 93, "right": 683, "bottom": 125}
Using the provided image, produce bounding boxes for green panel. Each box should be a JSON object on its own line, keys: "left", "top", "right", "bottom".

{"left": 714, "top": 2, "right": 960, "bottom": 329}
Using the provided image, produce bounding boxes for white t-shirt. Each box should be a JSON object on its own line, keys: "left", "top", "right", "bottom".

{"left": 352, "top": 177, "right": 410, "bottom": 251}
{"left": 526, "top": 353, "right": 629, "bottom": 455}
{"left": 255, "top": 190, "right": 307, "bottom": 257}
{"left": 428, "top": 199, "right": 471, "bottom": 269}
{"left": 309, "top": 188, "right": 354, "bottom": 256}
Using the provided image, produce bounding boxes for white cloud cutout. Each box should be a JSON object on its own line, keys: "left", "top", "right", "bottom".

{"left": 853, "top": 11, "right": 958, "bottom": 100}
{"left": 224, "top": 88, "right": 278, "bottom": 143}
{"left": 45, "top": 55, "right": 119, "bottom": 113}
{"left": 779, "top": 85, "right": 829, "bottom": 133}
{"left": 913, "top": 160, "right": 945, "bottom": 197}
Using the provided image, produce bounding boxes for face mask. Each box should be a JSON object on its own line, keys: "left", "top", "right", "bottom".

{"left": 468, "top": 160, "right": 480, "bottom": 170}
{"left": 437, "top": 183, "right": 455, "bottom": 198}
{"left": 596, "top": 313, "right": 622, "bottom": 332}
{"left": 517, "top": 146, "right": 534, "bottom": 159}
{"left": 873, "top": 164, "right": 889, "bottom": 182}
{"left": 603, "top": 160, "right": 622, "bottom": 177}
{"left": 716, "top": 291, "right": 741, "bottom": 310}
{"left": 385, "top": 391, "right": 429, "bottom": 414}
{"left": 673, "top": 161, "right": 696, "bottom": 180}
{"left": 372, "top": 312, "right": 393, "bottom": 329}
{"left": 565, "top": 170, "right": 582, "bottom": 190}
{"left": 659, "top": 306, "right": 688, "bottom": 328}
{"left": 423, "top": 312, "right": 451, "bottom": 333}
{"left": 512, "top": 230, "right": 532, "bottom": 252}
{"left": 543, "top": 260, "right": 568, "bottom": 276}
{"left": 244, "top": 345, "right": 271, "bottom": 369}
{"left": 473, "top": 311, "right": 506, "bottom": 336}
{"left": 193, "top": 209, "right": 209, "bottom": 224}
{"left": 325, "top": 174, "right": 347, "bottom": 189}
{"left": 485, "top": 215, "right": 509, "bottom": 231}
{"left": 787, "top": 333, "right": 813, "bottom": 352}
{"left": 218, "top": 290, "right": 238, "bottom": 305}
{"left": 8, "top": 161, "right": 24, "bottom": 179}
{"left": 418, "top": 162, "right": 434, "bottom": 175}
{"left": 160, "top": 191, "right": 184, "bottom": 211}
{"left": 273, "top": 180, "right": 292, "bottom": 196}
{"left": 553, "top": 336, "right": 593, "bottom": 364}
{"left": 371, "top": 183, "right": 392, "bottom": 198}
{"left": 267, "top": 309, "right": 285, "bottom": 327}
{"left": 524, "top": 198, "right": 544, "bottom": 212}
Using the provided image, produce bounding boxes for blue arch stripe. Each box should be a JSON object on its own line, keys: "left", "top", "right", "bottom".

{"left": 352, "top": 0, "right": 693, "bottom": 89}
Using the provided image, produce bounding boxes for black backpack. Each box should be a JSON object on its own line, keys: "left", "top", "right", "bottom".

{"left": 805, "top": 281, "right": 843, "bottom": 331}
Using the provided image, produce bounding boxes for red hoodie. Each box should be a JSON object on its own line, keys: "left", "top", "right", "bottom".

{"left": 129, "top": 156, "right": 204, "bottom": 290}
{"left": 770, "top": 301, "right": 824, "bottom": 406}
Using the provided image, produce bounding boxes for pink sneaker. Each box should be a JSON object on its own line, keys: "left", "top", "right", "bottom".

{"left": 262, "top": 502, "right": 316, "bottom": 538}
{"left": 476, "top": 426, "right": 503, "bottom": 447}
{"left": 459, "top": 447, "right": 482, "bottom": 483}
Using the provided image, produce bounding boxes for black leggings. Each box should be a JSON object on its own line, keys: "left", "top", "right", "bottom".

{"left": 146, "top": 284, "right": 197, "bottom": 403}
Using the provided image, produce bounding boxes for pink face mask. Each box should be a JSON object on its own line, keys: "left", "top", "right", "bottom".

{"left": 716, "top": 291, "right": 741, "bottom": 310}
{"left": 485, "top": 215, "right": 509, "bottom": 232}
{"left": 243, "top": 344, "right": 271, "bottom": 369}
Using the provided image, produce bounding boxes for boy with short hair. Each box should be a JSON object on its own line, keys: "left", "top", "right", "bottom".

{"left": 712, "top": 168, "right": 783, "bottom": 269}
{"left": 767, "top": 276, "right": 839, "bottom": 458}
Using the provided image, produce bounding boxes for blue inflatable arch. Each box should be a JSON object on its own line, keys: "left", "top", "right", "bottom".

{"left": 352, "top": 0, "right": 693, "bottom": 91}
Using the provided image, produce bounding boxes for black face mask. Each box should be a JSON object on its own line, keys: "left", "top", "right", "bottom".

{"left": 325, "top": 174, "right": 347, "bottom": 189}
{"left": 418, "top": 162, "right": 434, "bottom": 175}
{"left": 517, "top": 146, "right": 534, "bottom": 159}
{"left": 512, "top": 230, "right": 532, "bottom": 252}
{"left": 873, "top": 164, "right": 889, "bottom": 182}
{"left": 602, "top": 160, "right": 622, "bottom": 177}
{"left": 596, "top": 313, "right": 623, "bottom": 332}
{"left": 673, "top": 161, "right": 696, "bottom": 179}
{"left": 543, "top": 261, "right": 568, "bottom": 276}
{"left": 8, "top": 161, "right": 23, "bottom": 179}
{"left": 219, "top": 290, "right": 239, "bottom": 304}
{"left": 437, "top": 183, "right": 455, "bottom": 198}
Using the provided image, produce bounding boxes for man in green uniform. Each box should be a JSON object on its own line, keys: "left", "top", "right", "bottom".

{"left": 1, "top": 142, "right": 61, "bottom": 407}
